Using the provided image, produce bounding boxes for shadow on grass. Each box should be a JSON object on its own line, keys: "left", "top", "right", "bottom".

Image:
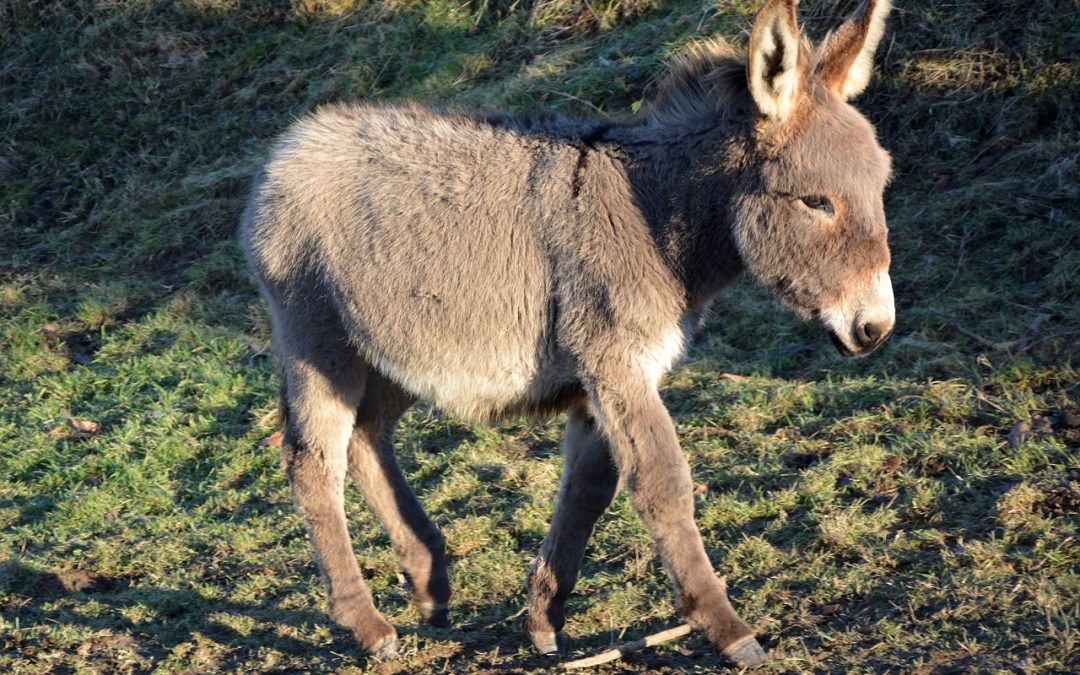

{"left": 0, "top": 555, "right": 599, "bottom": 672}
{"left": 0, "top": 495, "right": 58, "bottom": 531}
{"left": 0, "top": 558, "right": 373, "bottom": 668}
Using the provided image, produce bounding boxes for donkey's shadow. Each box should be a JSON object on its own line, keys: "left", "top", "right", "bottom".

{"left": 0, "top": 557, "right": 571, "bottom": 671}
{"left": 0, "top": 559, "right": 370, "bottom": 668}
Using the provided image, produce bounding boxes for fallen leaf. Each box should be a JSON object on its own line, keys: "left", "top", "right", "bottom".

{"left": 260, "top": 430, "right": 284, "bottom": 448}
{"left": 1007, "top": 421, "right": 1032, "bottom": 448}
{"left": 1009, "top": 415, "right": 1054, "bottom": 448}
{"left": 1030, "top": 414, "right": 1053, "bottom": 435}
{"left": 720, "top": 373, "right": 747, "bottom": 382}
{"left": 66, "top": 417, "right": 100, "bottom": 435}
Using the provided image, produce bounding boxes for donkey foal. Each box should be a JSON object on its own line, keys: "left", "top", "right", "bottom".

{"left": 241, "top": 0, "right": 896, "bottom": 667}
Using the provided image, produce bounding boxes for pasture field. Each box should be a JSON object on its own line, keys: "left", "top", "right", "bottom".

{"left": 1, "top": 1, "right": 1077, "bottom": 672}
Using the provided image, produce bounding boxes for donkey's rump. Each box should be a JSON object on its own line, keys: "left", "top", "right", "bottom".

{"left": 243, "top": 104, "right": 582, "bottom": 418}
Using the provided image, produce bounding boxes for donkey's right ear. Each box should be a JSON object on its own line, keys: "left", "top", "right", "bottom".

{"left": 747, "top": 0, "right": 802, "bottom": 122}
{"left": 815, "top": 0, "right": 892, "bottom": 99}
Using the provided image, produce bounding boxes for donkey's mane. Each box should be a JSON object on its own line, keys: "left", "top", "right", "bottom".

{"left": 644, "top": 39, "right": 750, "bottom": 126}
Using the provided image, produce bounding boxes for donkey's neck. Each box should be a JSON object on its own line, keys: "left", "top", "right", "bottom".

{"left": 604, "top": 121, "right": 746, "bottom": 309}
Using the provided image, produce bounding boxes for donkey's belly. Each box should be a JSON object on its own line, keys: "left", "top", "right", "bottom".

{"left": 330, "top": 263, "right": 572, "bottom": 420}
{"left": 358, "top": 327, "right": 576, "bottom": 421}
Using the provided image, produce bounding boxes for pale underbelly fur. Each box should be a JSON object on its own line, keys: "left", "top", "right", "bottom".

{"left": 359, "top": 315, "right": 693, "bottom": 420}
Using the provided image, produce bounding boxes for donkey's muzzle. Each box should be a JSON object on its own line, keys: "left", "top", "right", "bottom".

{"left": 829, "top": 322, "right": 893, "bottom": 358}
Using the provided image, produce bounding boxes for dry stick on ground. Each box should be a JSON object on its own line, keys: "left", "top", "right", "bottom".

{"left": 950, "top": 312, "right": 1053, "bottom": 352}
{"left": 561, "top": 623, "right": 693, "bottom": 670}
{"left": 952, "top": 322, "right": 1022, "bottom": 351}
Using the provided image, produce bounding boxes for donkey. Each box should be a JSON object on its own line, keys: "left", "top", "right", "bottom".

{"left": 240, "top": 0, "right": 895, "bottom": 667}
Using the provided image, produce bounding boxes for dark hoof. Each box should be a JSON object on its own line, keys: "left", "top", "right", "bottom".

{"left": 418, "top": 601, "right": 450, "bottom": 628}
{"left": 371, "top": 634, "right": 400, "bottom": 661}
{"left": 722, "top": 635, "right": 767, "bottom": 669}
{"left": 528, "top": 630, "right": 560, "bottom": 655}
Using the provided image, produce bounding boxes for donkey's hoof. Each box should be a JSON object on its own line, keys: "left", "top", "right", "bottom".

{"left": 418, "top": 601, "right": 450, "bottom": 628}
{"left": 529, "top": 630, "right": 560, "bottom": 655}
{"left": 370, "top": 634, "right": 400, "bottom": 661}
{"left": 721, "top": 635, "right": 767, "bottom": 669}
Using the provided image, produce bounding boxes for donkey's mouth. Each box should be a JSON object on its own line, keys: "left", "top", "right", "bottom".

{"left": 827, "top": 330, "right": 856, "bottom": 357}
{"left": 828, "top": 328, "right": 894, "bottom": 358}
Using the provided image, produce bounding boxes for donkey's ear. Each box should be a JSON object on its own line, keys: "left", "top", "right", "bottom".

{"left": 815, "top": 0, "right": 891, "bottom": 99}
{"left": 747, "top": 0, "right": 802, "bottom": 122}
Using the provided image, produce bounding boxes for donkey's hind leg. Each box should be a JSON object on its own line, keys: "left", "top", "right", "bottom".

{"left": 347, "top": 371, "right": 451, "bottom": 628}
{"left": 525, "top": 399, "right": 620, "bottom": 654}
{"left": 278, "top": 325, "right": 398, "bottom": 657}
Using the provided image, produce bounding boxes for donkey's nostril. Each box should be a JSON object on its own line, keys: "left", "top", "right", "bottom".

{"left": 857, "top": 320, "right": 886, "bottom": 350}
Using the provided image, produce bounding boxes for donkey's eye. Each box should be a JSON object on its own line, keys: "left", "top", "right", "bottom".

{"left": 799, "top": 195, "right": 834, "bottom": 215}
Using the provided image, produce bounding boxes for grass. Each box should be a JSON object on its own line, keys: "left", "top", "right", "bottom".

{"left": 1, "top": 0, "right": 1077, "bottom": 672}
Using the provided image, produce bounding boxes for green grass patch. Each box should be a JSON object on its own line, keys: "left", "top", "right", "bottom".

{"left": 1, "top": 0, "right": 1077, "bottom": 672}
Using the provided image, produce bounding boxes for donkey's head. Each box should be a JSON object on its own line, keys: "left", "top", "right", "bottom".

{"left": 732, "top": 0, "right": 894, "bottom": 357}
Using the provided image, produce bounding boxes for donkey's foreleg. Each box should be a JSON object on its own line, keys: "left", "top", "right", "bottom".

{"left": 588, "top": 383, "right": 767, "bottom": 669}
{"left": 525, "top": 400, "right": 619, "bottom": 654}
{"left": 347, "top": 374, "right": 451, "bottom": 628}
{"left": 282, "top": 358, "right": 399, "bottom": 658}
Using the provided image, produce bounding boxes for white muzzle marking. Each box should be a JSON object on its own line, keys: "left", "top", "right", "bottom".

{"left": 821, "top": 270, "right": 895, "bottom": 355}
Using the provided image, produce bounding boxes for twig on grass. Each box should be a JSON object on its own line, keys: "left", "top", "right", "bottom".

{"left": 467, "top": 604, "right": 529, "bottom": 631}
{"left": 498, "top": 604, "right": 530, "bottom": 625}
{"left": 949, "top": 312, "right": 1053, "bottom": 353}
{"left": 561, "top": 623, "right": 693, "bottom": 670}
{"left": 951, "top": 322, "right": 1022, "bottom": 351}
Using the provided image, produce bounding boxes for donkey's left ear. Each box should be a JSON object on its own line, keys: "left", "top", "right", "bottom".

{"left": 815, "top": 0, "right": 892, "bottom": 99}
{"left": 747, "top": 0, "right": 802, "bottom": 122}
